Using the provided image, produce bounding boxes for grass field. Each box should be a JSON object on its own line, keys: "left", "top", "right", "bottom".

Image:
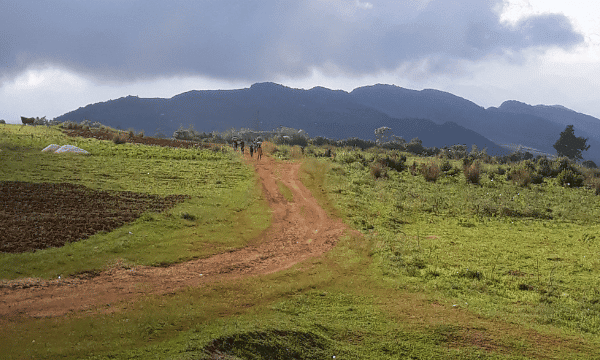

{"left": 323, "top": 150, "right": 600, "bottom": 339}
{"left": 0, "top": 124, "right": 270, "bottom": 279}
{"left": 2, "top": 126, "right": 600, "bottom": 359}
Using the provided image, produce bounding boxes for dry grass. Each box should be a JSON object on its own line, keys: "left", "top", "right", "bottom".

{"left": 420, "top": 160, "right": 441, "bottom": 182}
{"left": 370, "top": 163, "right": 387, "bottom": 179}
{"left": 463, "top": 161, "right": 481, "bottom": 184}
{"left": 260, "top": 141, "right": 278, "bottom": 155}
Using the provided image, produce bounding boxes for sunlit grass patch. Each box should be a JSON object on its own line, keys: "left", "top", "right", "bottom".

{"left": 322, "top": 146, "right": 600, "bottom": 343}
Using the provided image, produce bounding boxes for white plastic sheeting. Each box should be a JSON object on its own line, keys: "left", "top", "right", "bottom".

{"left": 42, "top": 144, "right": 61, "bottom": 152}
{"left": 42, "top": 144, "right": 89, "bottom": 154}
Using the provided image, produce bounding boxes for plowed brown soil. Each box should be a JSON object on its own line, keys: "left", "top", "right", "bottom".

{"left": 0, "top": 181, "right": 188, "bottom": 253}
{"left": 0, "top": 139, "right": 348, "bottom": 318}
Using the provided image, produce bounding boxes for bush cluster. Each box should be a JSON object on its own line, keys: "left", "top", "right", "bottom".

{"left": 496, "top": 156, "right": 589, "bottom": 188}
{"left": 370, "top": 163, "right": 386, "bottom": 179}
{"left": 420, "top": 160, "right": 441, "bottom": 182}
{"left": 377, "top": 155, "right": 407, "bottom": 172}
{"left": 463, "top": 162, "right": 481, "bottom": 184}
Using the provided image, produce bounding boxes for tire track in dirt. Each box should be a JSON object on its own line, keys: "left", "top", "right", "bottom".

{"left": 0, "top": 155, "right": 348, "bottom": 318}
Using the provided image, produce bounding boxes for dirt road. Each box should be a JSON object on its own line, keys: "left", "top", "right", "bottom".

{"left": 0, "top": 155, "right": 347, "bottom": 318}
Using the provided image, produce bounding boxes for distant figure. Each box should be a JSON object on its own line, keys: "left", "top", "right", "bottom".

{"left": 249, "top": 144, "right": 254, "bottom": 158}
{"left": 232, "top": 139, "right": 238, "bottom": 151}
{"left": 300, "top": 146, "right": 305, "bottom": 155}
{"left": 240, "top": 140, "right": 245, "bottom": 155}
{"left": 256, "top": 143, "right": 263, "bottom": 160}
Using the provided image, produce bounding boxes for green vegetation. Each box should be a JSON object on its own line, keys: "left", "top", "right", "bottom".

{"left": 320, "top": 148, "right": 600, "bottom": 338}
{"left": 554, "top": 125, "right": 590, "bottom": 160}
{"left": 2, "top": 123, "right": 600, "bottom": 358}
{"left": 0, "top": 124, "right": 270, "bottom": 279}
{"left": 276, "top": 180, "right": 294, "bottom": 202}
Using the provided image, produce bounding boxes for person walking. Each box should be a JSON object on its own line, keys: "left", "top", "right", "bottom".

{"left": 240, "top": 140, "right": 245, "bottom": 155}
{"left": 249, "top": 143, "right": 254, "bottom": 158}
{"left": 256, "top": 142, "right": 262, "bottom": 160}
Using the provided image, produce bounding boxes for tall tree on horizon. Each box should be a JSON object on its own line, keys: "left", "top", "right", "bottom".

{"left": 553, "top": 125, "right": 590, "bottom": 160}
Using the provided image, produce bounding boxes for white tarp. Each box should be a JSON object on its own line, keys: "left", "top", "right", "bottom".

{"left": 42, "top": 144, "right": 61, "bottom": 152}
{"left": 42, "top": 144, "right": 89, "bottom": 154}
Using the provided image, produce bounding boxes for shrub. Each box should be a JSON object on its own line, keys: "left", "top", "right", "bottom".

{"left": 112, "top": 132, "right": 127, "bottom": 144}
{"left": 584, "top": 171, "right": 600, "bottom": 195}
{"left": 537, "top": 157, "right": 555, "bottom": 177}
{"left": 440, "top": 160, "right": 453, "bottom": 172}
{"left": 464, "top": 162, "right": 481, "bottom": 184}
{"left": 409, "top": 161, "right": 419, "bottom": 176}
{"left": 518, "top": 283, "right": 535, "bottom": 291}
{"left": 450, "top": 144, "right": 468, "bottom": 159}
{"left": 272, "top": 146, "right": 290, "bottom": 159}
{"left": 180, "top": 212, "right": 196, "bottom": 220}
{"left": 33, "top": 116, "right": 49, "bottom": 126}
{"left": 378, "top": 155, "right": 406, "bottom": 172}
{"left": 370, "top": 163, "right": 386, "bottom": 179}
{"left": 507, "top": 168, "right": 532, "bottom": 187}
{"left": 406, "top": 138, "right": 425, "bottom": 155}
{"left": 523, "top": 160, "right": 537, "bottom": 171}
{"left": 421, "top": 161, "right": 441, "bottom": 182}
{"left": 337, "top": 151, "right": 366, "bottom": 165}
{"left": 582, "top": 160, "right": 597, "bottom": 169}
{"left": 456, "top": 269, "right": 483, "bottom": 280}
{"left": 60, "top": 121, "right": 79, "bottom": 130}
{"left": 531, "top": 173, "right": 544, "bottom": 184}
{"left": 261, "top": 141, "right": 278, "bottom": 155}
{"left": 557, "top": 169, "right": 585, "bottom": 188}
{"left": 555, "top": 157, "right": 577, "bottom": 174}
{"left": 173, "top": 125, "right": 200, "bottom": 141}
{"left": 594, "top": 181, "right": 600, "bottom": 196}
{"left": 462, "top": 156, "right": 475, "bottom": 168}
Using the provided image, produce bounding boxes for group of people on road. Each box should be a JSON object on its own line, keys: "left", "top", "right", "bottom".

{"left": 232, "top": 137, "right": 262, "bottom": 160}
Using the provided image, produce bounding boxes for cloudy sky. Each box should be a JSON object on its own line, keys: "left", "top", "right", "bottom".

{"left": 1, "top": 0, "right": 599, "bottom": 124}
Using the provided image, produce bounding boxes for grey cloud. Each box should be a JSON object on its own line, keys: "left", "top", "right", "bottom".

{"left": 0, "top": 0, "right": 585, "bottom": 83}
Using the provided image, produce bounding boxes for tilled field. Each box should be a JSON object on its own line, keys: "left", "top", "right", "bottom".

{"left": 0, "top": 182, "right": 188, "bottom": 254}
{"left": 0, "top": 128, "right": 212, "bottom": 254}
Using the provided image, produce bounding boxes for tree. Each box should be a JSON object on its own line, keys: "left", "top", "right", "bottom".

{"left": 374, "top": 126, "right": 392, "bottom": 145}
{"left": 406, "top": 137, "right": 425, "bottom": 155}
{"left": 553, "top": 125, "right": 590, "bottom": 161}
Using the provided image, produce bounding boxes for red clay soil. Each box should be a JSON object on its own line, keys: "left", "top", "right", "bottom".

{"left": 0, "top": 152, "right": 349, "bottom": 318}
{"left": 0, "top": 181, "right": 188, "bottom": 253}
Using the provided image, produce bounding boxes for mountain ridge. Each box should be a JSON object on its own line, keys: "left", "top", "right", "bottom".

{"left": 54, "top": 82, "right": 600, "bottom": 162}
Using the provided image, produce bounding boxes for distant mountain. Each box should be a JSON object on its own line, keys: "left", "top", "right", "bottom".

{"left": 349, "top": 84, "right": 600, "bottom": 162}
{"left": 54, "top": 82, "right": 600, "bottom": 162}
